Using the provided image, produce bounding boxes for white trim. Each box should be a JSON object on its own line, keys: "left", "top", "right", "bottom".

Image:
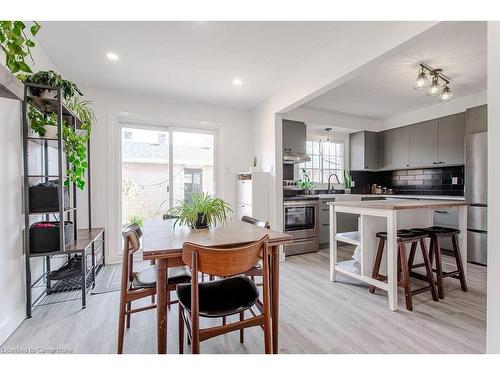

{"left": 106, "top": 112, "right": 221, "bottom": 264}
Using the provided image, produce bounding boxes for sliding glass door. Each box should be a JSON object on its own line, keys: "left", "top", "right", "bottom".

{"left": 121, "top": 125, "right": 216, "bottom": 228}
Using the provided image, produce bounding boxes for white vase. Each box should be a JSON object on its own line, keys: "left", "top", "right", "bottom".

{"left": 43, "top": 125, "right": 59, "bottom": 139}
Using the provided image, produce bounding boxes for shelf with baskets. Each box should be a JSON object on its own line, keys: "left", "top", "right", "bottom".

{"left": 22, "top": 82, "right": 105, "bottom": 317}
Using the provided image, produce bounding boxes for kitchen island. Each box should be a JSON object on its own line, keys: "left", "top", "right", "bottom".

{"left": 328, "top": 199, "right": 469, "bottom": 311}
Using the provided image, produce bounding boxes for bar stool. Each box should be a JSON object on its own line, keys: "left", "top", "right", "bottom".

{"left": 369, "top": 229, "right": 438, "bottom": 311}
{"left": 409, "top": 226, "right": 467, "bottom": 299}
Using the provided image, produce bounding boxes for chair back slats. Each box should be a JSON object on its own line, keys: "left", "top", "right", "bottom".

{"left": 182, "top": 235, "right": 269, "bottom": 277}
{"left": 122, "top": 224, "right": 143, "bottom": 283}
{"left": 241, "top": 215, "right": 270, "bottom": 229}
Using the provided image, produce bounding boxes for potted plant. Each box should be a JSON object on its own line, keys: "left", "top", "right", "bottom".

{"left": 0, "top": 21, "right": 41, "bottom": 75}
{"left": 167, "top": 192, "right": 233, "bottom": 229}
{"left": 128, "top": 215, "right": 144, "bottom": 228}
{"left": 66, "top": 96, "right": 96, "bottom": 133}
{"left": 344, "top": 170, "right": 352, "bottom": 194}
{"left": 22, "top": 70, "right": 83, "bottom": 100}
{"left": 297, "top": 169, "right": 314, "bottom": 195}
{"left": 28, "top": 103, "right": 59, "bottom": 138}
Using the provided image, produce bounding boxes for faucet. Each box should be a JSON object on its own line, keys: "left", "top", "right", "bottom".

{"left": 327, "top": 173, "right": 340, "bottom": 193}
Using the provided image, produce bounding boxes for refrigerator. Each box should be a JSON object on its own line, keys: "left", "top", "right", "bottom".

{"left": 465, "top": 132, "right": 487, "bottom": 265}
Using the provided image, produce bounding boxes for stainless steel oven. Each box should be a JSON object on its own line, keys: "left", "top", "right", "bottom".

{"left": 283, "top": 200, "right": 319, "bottom": 256}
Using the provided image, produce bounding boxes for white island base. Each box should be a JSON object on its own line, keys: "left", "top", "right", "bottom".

{"left": 328, "top": 200, "right": 468, "bottom": 311}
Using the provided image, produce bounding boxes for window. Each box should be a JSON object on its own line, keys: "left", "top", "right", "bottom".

{"left": 299, "top": 140, "right": 344, "bottom": 183}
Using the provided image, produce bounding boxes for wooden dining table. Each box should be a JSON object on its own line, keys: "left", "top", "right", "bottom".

{"left": 142, "top": 219, "right": 293, "bottom": 354}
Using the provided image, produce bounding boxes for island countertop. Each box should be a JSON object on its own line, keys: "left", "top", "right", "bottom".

{"left": 327, "top": 199, "right": 469, "bottom": 211}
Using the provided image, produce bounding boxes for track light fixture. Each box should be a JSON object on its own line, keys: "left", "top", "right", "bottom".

{"left": 414, "top": 63, "right": 453, "bottom": 103}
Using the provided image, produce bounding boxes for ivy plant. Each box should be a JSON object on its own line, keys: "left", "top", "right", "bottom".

{"left": 63, "top": 125, "right": 88, "bottom": 190}
{"left": 22, "top": 70, "right": 83, "bottom": 100}
{"left": 0, "top": 21, "right": 41, "bottom": 74}
{"left": 28, "top": 104, "right": 57, "bottom": 136}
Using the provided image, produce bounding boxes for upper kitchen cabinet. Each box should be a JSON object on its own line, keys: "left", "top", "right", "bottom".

{"left": 349, "top": 131, "right": 378, "bottom": 170}
{"left": 409, "top": 119, "right": 438, "bottom": 168}
{"left": 437, "top": 112, "right": 465, "bottom": 166}
{"left": 465, "top": 104, "right": 487, "bottom": 135}
{"left": 378, "top": 126, "right": 410, "bottom": 170}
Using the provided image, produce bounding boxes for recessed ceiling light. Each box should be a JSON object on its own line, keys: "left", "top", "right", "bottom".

{"left": 106, "top": 52, "right": 119, "bottom": 61}
{"left": 232, "top": 78, "right": 243, "bottom": 86}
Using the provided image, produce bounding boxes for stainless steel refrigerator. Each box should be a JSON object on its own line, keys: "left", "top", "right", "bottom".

{"left": 465, "top": 132, "right": 487, "bottom": 265}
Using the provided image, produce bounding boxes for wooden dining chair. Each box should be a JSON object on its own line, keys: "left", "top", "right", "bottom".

{"left": 177, "top": 235, "right": 273, "bottom": 354}
{"left": 117, "top": 224, "right": 191, "bottom": 354}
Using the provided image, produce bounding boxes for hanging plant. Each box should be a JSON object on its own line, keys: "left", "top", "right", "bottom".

{"left": 21, "top": 70, "right": 83, "bottom": 100}
{"left": 66, "top": 96, "right": 96, "bottom": 133}
{"left": 28, "top": 103, "right": 57, "bottom": 136}
{"left": 0, "top": 21, "right": 41, "bottom": 75}
{"left": 63, "top": 125, "right": 88, "bottom": 190}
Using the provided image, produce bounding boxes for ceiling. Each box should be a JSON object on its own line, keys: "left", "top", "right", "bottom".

{"left": 302, "top": 21, "right": 487, "bottom": 119}
{"left": 36, "top": 21, "right": 429, "bottom": 109}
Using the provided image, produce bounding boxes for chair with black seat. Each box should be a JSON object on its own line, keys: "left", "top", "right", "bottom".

{"left": 177, "top": 235, "right": 272, "bottom": 354}
{"left": 117, "top": 224, "right": 191, "bottom": 354}
{"left": 369, "top": 229, "right": 438, "bottom": 311}
{"left": 241, "top": 215, "right": 270, "bottom": 282}
{"left": 409, "top": 226, "right": 467, "bottom": 299}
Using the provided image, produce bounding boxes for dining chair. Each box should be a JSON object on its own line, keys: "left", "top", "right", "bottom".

{"left": 117, "top": 223, "right": 191, "bottom": 354}
{"left": 177, "top": 235, "right": 272, "bottom": 354}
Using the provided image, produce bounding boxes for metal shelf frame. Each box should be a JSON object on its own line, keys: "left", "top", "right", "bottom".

{"left": 22, "top": 82, "right": 102, "bottom": 317}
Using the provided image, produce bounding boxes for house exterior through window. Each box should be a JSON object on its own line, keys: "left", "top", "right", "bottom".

{"left": 298, "top": 140, "right": 345, "bottom": 184}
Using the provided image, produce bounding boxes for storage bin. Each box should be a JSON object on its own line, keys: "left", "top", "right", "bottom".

{"left": 29, "top": 221, "right": 74, "bottom": 253}
{"left": 29, "top": 180, "right": 69, "bottom": 213}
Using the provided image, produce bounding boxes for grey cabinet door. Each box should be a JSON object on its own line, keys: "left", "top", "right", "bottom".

{"left": 438, "top": 112, "right": 465, "bottom": 165}
{"left": 349, "top": 131, "right": 378, "bottom": 170}
{"left": 409, "top": 119, "right": 438, "bottom": 168}
{"left": 380, "top": 126, "right": 410, "bottom": 170}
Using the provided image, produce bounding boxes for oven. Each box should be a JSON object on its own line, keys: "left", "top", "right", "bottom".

{"left": 283, "top": 200, "right": 319, "bottom": 256}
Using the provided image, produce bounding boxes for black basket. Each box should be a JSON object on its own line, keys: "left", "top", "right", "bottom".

{"left": 29, "top": 221, "right": 74, "bottom": 254}
{"left": 29, "top": 181, "right": 69, "bottom": 213}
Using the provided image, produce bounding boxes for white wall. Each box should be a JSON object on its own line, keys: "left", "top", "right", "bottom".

{"left": 487, "top": 21, "right": 500, "bottom": 353}
{"left": 0, "top": 46, "right": 60, "bottom": 344}
{"left": 78, "top": 86, "right": 253, "bottom": 263}
{"left": 252, "top": 22, "right": 437, "bottom": 231}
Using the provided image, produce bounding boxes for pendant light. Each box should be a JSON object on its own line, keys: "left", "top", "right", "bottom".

{"left": 438, "top": 83, "right": 454, "bottom": 103}
{"left": 426, "top": 74, "right": 441, "bottom": 96}
{"left": 414, "top": 66, "right": 429, "bottom": 90}
{"left": 324, "top": 128, "right": 332, "bottom": 142}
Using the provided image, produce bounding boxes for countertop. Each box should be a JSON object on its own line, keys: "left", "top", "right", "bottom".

{"left": 327, "top": 199, "right": 469, "bottom": 210}
{"left": 298, "top": 193, "right": 465, "bottom": 201}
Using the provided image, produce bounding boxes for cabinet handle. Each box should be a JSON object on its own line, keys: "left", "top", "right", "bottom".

{"left": 435, "top": 210, "right": 448, "bottom": 214}
{"left": 322, "top": 223, "right": 330, "bottom": 226}
{"left": 322, "top": 208, "right": 329, "bottom": 212}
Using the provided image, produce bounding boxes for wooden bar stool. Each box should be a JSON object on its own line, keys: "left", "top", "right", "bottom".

{"left": 409, "top": 226, "right": 467, "bottom": 299}
{"left": 369, "top": 229, "right": 438, "bottom": 311}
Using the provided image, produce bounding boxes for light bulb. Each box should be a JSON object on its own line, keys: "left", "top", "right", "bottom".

{"left": 426, "top": 75, "right": 440, "bottom": 96}
{"left": 414, "top": 67, "right": 428, "bottom": 90}
{"left": 438, "top": 84, "right": 453, "bottom": 102}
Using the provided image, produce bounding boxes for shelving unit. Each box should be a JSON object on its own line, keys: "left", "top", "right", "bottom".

{"left": 22, "top": 82, "right": 105, "bottom": 318}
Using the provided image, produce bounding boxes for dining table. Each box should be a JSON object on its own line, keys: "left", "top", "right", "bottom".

{"left": 142, "top": 219, "right": 293, "bottom": 354}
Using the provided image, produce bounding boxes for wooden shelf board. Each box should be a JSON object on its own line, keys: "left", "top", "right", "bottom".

{"left": 0, "top": 63, "right": 23, "bottom": 100}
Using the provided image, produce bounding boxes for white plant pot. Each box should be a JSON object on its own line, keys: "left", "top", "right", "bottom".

{"left": 43, "top": 125, "right": 59, "bottom": 139}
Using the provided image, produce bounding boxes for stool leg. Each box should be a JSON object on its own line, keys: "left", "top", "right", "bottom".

{"left": 451, "top": 235, "right": 468, "bottom": 292}
{"left": 428, "top": 237, "right": 434, "bottom": 269}
{"left": 419, "top": 239, "right": 438, "bottom": 301}
{"left": 369, "top": 238, "right": 385, "bottom": 294}
{"left": 399, "top": 242, "right": 413, "bottom": 311}
{"left": 433, "top": 237, "right": 445, "bottom": 299}
{"left": 407, "top": 241, "right": 417, "bottom": 270}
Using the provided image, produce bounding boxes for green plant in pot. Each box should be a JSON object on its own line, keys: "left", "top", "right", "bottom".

{"left": 297, "top": 169, "right": 314, "bottom": 195}
{"left": 128, "top": 215, "right": 144, "bottom": 228}
{"left": 21, "top": 70, "right": 83, "bottom": 100}
{"left": 0, "top": 21, "right": 41, "bottom": 75}
{"left": 343, "top": 170, "right": 352, "bottom": 193}
{"left": 28, "top": 103, "right": 58, "bottom": 137}
{"left": 167, "top": 192, "right": 233, "bottom": 229}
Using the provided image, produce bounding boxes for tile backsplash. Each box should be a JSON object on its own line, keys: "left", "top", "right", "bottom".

{"left": 351, "top": 166, "right": 464, "bottom": 196}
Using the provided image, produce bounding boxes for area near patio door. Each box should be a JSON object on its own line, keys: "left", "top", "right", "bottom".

{"left": 121, "top": 126, "right": 215, "bottom": 227}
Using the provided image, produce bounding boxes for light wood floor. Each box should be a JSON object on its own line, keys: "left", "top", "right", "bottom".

{"left": 1, "top": 247, "right": 486, "bottom": 354}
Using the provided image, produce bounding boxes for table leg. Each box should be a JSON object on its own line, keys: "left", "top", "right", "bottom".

{"left": 270, "top": 245, "right": 280, "bottom": 354}
{"left": 458, "top": 205, "right": 468, "bottom": 278}
{"left": 156, "top": 258, "right": 168, "bottom": 354}
{"left": 386, "top": 211, "right": 398, "bottom": 311}
{"left": 329, "top": 205, "right": 337, "bottom": 282}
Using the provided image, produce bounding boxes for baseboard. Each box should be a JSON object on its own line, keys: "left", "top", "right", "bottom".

{"left": 0, "top": 306, "right": 25, "bottom": 346}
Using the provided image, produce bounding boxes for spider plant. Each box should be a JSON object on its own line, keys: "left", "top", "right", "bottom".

{"left": 167, "top": 192, "right": 233, "bottom": 229}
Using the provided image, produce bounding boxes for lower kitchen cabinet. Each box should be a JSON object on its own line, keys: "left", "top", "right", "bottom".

{"left": 433, "top": 207, "right": 459, "bottom": 251}
{"left": 319, "top": 199, "right": 358, "bottom": 244}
